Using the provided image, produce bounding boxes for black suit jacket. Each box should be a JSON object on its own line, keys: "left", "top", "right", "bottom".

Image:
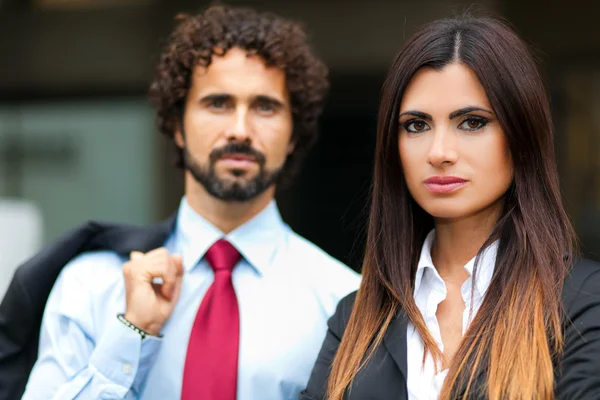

{"left": 0, "top": 217, "right": 175, "bottom": 400}
{"left": 300, "top": 258, "right": 600, "bottom": 399}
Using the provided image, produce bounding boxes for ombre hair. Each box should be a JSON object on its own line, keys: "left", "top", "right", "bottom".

{"left": 327, "top": 16, "right": 576, "bottom": 400}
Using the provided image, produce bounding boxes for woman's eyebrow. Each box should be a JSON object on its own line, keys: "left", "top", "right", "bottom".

{"left": 449, "top": 106, "right": 494, "bottom": 119}
{"left": 398, "top": 110, "right": 432, "bottom": 121}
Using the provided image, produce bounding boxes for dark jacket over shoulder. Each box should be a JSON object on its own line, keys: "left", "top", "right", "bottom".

{"left": 300, "top": 258, "right": 600, "bottom": 400}
{"left": 0, "top": 217, "right": 174, "bottom": 400}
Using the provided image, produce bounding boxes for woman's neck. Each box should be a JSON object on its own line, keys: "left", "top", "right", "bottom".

{"left": 431, "top": 202, "right": 503, "bottom": 278}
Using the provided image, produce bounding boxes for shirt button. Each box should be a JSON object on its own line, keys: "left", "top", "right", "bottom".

{"left": 122, "top": 363, "right": 132, "bottom": 374}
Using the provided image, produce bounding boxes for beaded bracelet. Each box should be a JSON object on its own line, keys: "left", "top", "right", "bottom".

{"left": 117, "top": 314, "right": 161, "bottom": 339}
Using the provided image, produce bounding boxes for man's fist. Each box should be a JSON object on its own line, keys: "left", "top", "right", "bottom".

{"left": 122, "top": 248, "right": 184, "bottom": 336}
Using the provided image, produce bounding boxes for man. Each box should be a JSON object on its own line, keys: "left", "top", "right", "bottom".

{"left": 20, "top": 5, "right": 360, "bottom": 399}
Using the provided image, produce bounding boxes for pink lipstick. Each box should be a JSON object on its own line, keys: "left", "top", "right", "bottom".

{"left": 423, "top": 176, "right": 468, "bottom": 194}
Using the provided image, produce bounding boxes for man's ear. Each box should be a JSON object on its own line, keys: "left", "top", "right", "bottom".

{"left": 174, "top": 109, "right": 186, "bottom": 148}
{"left": 174, "top": 130, "right": 185, "bottom": 148}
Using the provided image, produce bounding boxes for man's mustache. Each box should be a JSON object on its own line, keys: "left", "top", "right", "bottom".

{"left": 209, "top": 143, "right": 266, "bottom": 165}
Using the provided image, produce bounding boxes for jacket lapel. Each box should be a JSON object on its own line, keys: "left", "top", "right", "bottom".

{"left": 383, "top": 311, "right": 409, "bottom": 383}
{"left": 382, "top": 312, "right": 488, "bottom": 399}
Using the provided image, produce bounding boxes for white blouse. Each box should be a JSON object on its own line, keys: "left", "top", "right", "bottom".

{"left": 407, "top": 230, "right": 498, "bottom": 400}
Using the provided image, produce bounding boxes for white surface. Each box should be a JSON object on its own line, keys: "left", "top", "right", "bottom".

{"left": 0, "top": 198, "right": 43, "bottom": 300}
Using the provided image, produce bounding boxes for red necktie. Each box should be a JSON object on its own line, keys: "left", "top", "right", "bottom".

{"left": 181, "top": 239, "right": 241, "bottom": 400}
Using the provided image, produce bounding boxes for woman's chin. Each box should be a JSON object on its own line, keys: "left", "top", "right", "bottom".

{"left": 420, "top": 204, "right": 477, "bottom": 221}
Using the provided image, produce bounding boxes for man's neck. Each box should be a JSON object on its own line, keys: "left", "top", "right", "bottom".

{"left": 184, "top": 174, "right": 275, "bottom": 234}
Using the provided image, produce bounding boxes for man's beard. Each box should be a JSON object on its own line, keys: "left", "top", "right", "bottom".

{"left": 183, "top": 142, "right": 282, "bottom": 202}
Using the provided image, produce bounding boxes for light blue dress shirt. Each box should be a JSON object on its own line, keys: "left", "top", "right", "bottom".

{"left": 22, "top": 198, "right": 360, "bottom": 400}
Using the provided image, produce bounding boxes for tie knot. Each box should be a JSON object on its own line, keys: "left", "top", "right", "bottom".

{"left": 205, "top": 239, "right": 240, "bottom": 272}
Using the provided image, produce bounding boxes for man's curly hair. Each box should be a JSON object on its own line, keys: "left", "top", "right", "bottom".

{"left": 149, "top": 4, "right": 329, "bottom": 185}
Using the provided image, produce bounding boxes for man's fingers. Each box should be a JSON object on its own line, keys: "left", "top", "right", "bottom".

{"left": 171, "top": 254, "right": 184, "bottom": 277}
{"left": 144, "top": 247, "right": 170, "bottom": 259}
{"left": 136, "top": 263, "right": 173, "bottom": 299}
{"left": 126, "top": 248, "right": 182, "bottom": 301}
{"left": 165, "top": 255, "right": 184, "bottom": 301}
{"left": 153, "top": 258, "right": 179, "bottom": 300}
{"left": 130, "top": 248, "right": 174, "bottom": 267}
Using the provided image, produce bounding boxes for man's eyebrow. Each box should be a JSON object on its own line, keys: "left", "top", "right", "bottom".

{"left": 449, "top": 106, "right": 494, "bottom": 119}
{"left": 199, "top": 93, "right": 233, "bottom": 103}
{"left": 253, "top": 95, "right": 286, "bottom": 108}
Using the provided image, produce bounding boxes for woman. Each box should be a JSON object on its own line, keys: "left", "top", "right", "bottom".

{"left": 300, "top": 16, "right": 600, "bottom": 400}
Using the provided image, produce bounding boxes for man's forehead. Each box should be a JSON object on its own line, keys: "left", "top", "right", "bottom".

{"left": 193, "top": 47, "right": 279, "bottom": 75}
{"left": 189, "top": 49, "right": 288, "bottom": 100}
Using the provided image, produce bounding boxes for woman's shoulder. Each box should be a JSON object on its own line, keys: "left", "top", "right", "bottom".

{"left": 564, "top": 257, "right": 600, "bottom": 290}
{"left": 562, "top": 257, "right": 600, "bottom": 314}
{"left": 556, "top": 257, "right": 600, "bottom": 397}
{"left": 327, "top": 291, "right": 358, "bottom": 337}
{"left": 337, "top": 290, "right": 358, "bottom": 312}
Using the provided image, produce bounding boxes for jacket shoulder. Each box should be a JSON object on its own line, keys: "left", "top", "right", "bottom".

{"left": 328, "top": 291, "right": 358, "bottom": 338}
{"left": 564, "top": 257, "right": 600, "bottom": 291}
{"left": 562, "top": 257, "right": 600, "bottom": 312}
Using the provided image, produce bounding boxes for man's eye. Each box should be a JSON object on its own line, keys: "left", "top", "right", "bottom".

{"left": 209, "top": 100, "right": 228, "bottom": 109}
{"left": 256, "top": 103, "right": 275, "bottom": 113}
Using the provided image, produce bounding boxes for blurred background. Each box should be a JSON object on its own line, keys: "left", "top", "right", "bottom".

{"left": 1, "top": 0, "right": 600, "bottom": 294}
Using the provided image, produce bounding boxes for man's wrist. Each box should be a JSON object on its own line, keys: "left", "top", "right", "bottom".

{"left": 117, "top": 314, "right": 163, "bottom": 339}
{"left": 89, "top": 317, "right": 162, "bottom": 392}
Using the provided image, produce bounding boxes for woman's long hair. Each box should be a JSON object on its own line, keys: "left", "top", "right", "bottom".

{"left": 327, "top": 16, "right": 576, "bottom": 400}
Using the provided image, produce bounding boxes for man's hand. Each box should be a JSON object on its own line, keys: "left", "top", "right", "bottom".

{"left": 122, "top": 248, "right": 184, "bottom": 336}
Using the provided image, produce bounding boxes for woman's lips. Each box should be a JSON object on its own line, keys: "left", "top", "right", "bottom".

{"left": 423, "top": 176, "right": 469, "bottom": 194}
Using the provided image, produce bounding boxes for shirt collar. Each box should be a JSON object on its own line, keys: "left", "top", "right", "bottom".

{"left": 174, "top": 197, "right": 286, "bottom": 276}
{"left": 414, "top": 229, "right": 498, "bottom": 297}
{"left": 464, "top": 239, "right": 498, "bottom": 296}
{"left": 414, "top": 230, "right": 437, "bottom": 296}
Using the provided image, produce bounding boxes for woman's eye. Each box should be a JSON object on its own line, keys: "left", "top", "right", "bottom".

{"left": 458, "top": 117, "right": 488, "bottom": 131}
{"left": 403, "top": 120, "right": 430, "bottom": 133}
